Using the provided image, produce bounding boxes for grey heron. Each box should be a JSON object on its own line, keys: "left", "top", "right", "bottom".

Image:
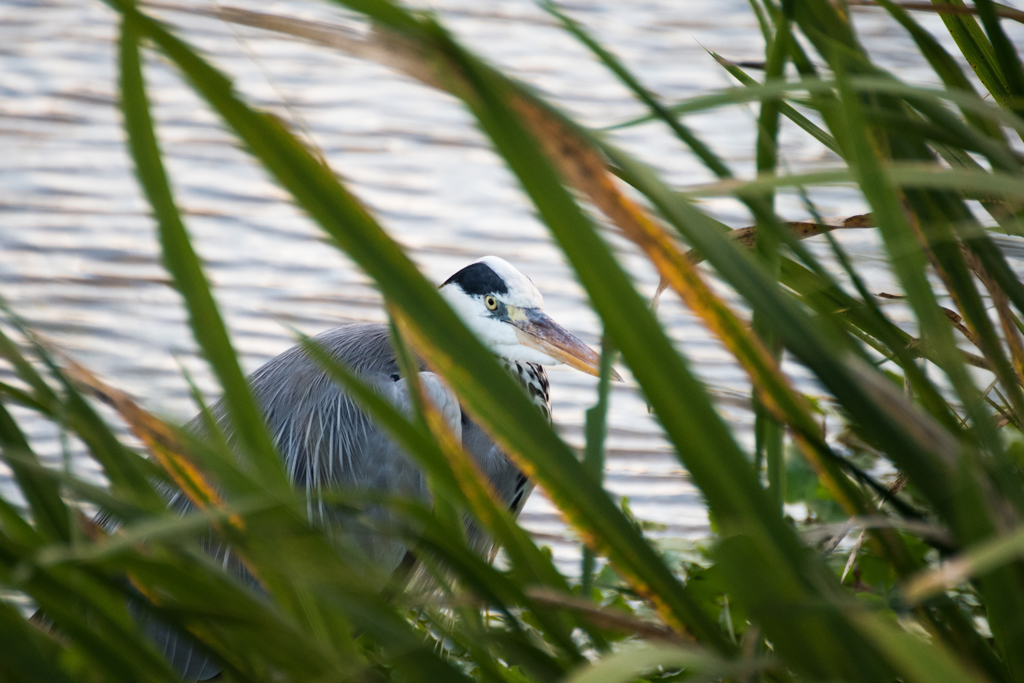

{"left": 141, "top": 256, "right": 618, "bottom": 680}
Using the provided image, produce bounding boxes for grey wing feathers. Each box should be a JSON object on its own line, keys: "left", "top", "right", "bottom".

{"left": 143, "top": 324, "right": 459, "bottom": 680}
{"left": 138, "top": 323, "right": 526, "bottom": 681}
{"left": 382, "top": 372, "right": 463, "bottom": 443}
{"left": 130, "top": 601, "right": 223, "bottom": 681}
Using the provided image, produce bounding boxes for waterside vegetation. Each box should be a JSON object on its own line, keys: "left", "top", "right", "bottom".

{"left": 6, "top": 0, "right": 1024, "bottom": 681}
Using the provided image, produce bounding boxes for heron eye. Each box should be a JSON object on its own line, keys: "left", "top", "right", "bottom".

{"left": 485, "top": 295, "right": 498, "bottom": 311}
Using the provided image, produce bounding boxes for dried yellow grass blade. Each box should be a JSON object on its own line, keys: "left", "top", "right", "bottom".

{"left": 53, "top": 348, "right": 241, "bottom": 531}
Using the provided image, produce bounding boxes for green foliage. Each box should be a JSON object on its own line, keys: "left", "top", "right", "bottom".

{"left": 6, "top": 0, "right": 1024, "bottom": 680}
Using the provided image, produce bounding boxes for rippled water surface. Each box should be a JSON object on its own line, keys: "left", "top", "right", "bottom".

{"left": 2, "top": 0, "right": 1017, "bottom": 571}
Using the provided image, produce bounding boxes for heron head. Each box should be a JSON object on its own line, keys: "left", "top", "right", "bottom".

{"left": 439, "top": 256, "right": 621, "bottom": 380}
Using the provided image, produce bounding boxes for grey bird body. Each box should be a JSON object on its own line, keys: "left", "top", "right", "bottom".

{"left": 134, "top": 256, "right": 613, "bottom": 681}
{"left": 220, "top": 323, "right": 541, "bottom": 564}
{"left": 146, "top": 322, "right": 544, "bottom": 680}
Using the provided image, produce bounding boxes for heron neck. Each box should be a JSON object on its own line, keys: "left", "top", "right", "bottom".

{"left": 501, "top": 360, "right": 551, "bottom": 422}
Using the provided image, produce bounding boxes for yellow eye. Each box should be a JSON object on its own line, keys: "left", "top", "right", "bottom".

{"left": 485, "top": 296, "right": 498, "bottom": 311}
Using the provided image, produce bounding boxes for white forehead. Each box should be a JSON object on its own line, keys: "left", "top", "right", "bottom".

{"left": 474, "top": 256, "right": 544, "bottom": 308}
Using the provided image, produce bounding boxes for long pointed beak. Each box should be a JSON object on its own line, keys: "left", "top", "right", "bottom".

{"left": 511, "top": 308, "right": 623, "bottom": 381}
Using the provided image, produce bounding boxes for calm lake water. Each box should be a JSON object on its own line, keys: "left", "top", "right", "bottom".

{"left": 2, "top": 0, "right": 1019, "bottom": 572}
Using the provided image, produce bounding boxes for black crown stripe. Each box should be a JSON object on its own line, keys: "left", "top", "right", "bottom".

{"left": 442, "top": 262, "right": 509, "bottom": 296}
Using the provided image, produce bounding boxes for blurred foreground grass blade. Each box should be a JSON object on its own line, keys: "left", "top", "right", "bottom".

{"left": 879, "top": 0, "right": 1006, "bottom": 141}
{"left": 33, "top": 500, "right": 275, "bottom": 568}
{"left": 905, "top": 523, "right": 1024, "bottom": 603}
{"left": 0, "top": 544, "right": 184, "bottom": 682}
{"left": 752, "top": 10, "right": 788, "bottom": 513}
{"left": 563, "top": 643, "right": 765, "bottom": 683}
{"left": 676, "top": 162, "right": 1024, "bottom": 202}
{"left": 0, "top": 402, "right": 70, "bottom": 543}
{"left": 930, "top": 0, "right": 1014, "bottom": 115}
{"left": 712, "top": 53, "right": 843, "bottom": 156}
{"left": 543, "top": 2, "right": 731, "bottom": 178}
{"left": 58, "top": 343, "right": 236, "bottom": 524}
{"left": 846, "top": 609, "right": 987, "bottom": 683}
{"left": 0, "top": 312, "right": 164, "bottom": 511}
{"left": 1, "top": 450, "right": 152, "bottom": 527}
{"left": 105, "top": 1, "right": 729, "bottom": 648}
{"left": 974, "top": 0, "right": 1024, "bottom": 117}
{"left": 0, "top": 600, "right": 77, "bottom": 683}
{"left": 0, "top": 314, "right": 60, "bottom": 403}
{"left": 581, "top": 336, "right": 612, "bottom": 595}
{"left": 103, "top": 546, "right": 362, "bottom": 679}
{"left": 605, "top": 76, "right": 843, "bottom": 141}
{"left": 748, "top": 0, "right": 773, "bottom": 50}
{"left": 0, "top": 481, "right": 44, "bottom": 547}
{"left": 119, "top": 13, "right": 289, "bottom": 495}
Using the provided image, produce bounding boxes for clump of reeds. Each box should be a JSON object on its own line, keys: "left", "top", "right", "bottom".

{"left": 5, "top": 0, "right": 1024, "bottom": 680}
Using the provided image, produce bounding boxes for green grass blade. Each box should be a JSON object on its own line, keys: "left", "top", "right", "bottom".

{"left": 0, "top": 547, "right": 185, "bottom": 681}
{"left": 748, "top": 0, "right": 774, "bottom": 51}
{"left": 0, "top": 449, "right": 150, "bottom": 526}
{"left": 544, "top": 2, "right": 731, "bottom": 178}
{"left": 118, "top": 13, "right": 289, "bottom": 494}
{"left": 879, "top": 0, "right": 1006, "bottom": 141}
{"left": 581, "top": 336, "right": 613, "bottom": 595}
{"left": 563, "top": 643, "right": 761, "bottom": 683}
{"left": 974, "top": 0, "right": 1024, "bottom": 115}
{"left": 712, "top": 53, "right": 843, "bottom": 156}
{"left": 0, "top": 307, "right": 168, "bottom": 509}
{"left": 752, "top": 11, "right": 788, "bottom": 512}
{"left": 932, "top": 0, "right": 1011, "bottom": 107}
{"left": 603, "top": 73, "right": 1024, "bottom": 141}
{"left": 846, "top": 608, "right": 988, "bottom": 683}
{"left": 679, "top": 163, "right": 1024, "bottom": 201}
{"left": 0, "top": 600, "right": 78, "bottom": 683}
{"left": 0, "top": 402, "right": 70, "bottom": 542}
{"left": 905, "top": 522, "right": 1024, "bottom": 603}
